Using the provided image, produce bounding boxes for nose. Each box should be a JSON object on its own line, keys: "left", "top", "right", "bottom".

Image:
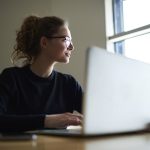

{"left": 68, "top": 42, "right": 74, "bottom": 51}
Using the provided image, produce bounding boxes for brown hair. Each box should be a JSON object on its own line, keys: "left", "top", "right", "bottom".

{"left": 11, "top": 15, "right": 67, "bottom": 65}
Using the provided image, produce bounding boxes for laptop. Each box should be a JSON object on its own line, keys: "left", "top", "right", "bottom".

{"left": 28, "top": 47, "right": 150, "bottom": 136}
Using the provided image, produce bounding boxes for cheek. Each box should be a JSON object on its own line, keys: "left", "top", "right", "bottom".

{"left": 46, "top": 43, "right": 66, "bottom": 58}
{"left": 53, "top": 43, "right": 66, "bottom": 56}
{"left": 54, "top": 43, "right": 66, "bottom": 52}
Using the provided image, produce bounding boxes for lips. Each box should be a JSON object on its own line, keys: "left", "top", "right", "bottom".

{"left": 65, "top": 52, "right": 71, "bottom": 57}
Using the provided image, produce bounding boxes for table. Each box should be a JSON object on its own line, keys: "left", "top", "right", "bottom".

{"left": 1, "top": 132, "right": 150, "bottom": 150}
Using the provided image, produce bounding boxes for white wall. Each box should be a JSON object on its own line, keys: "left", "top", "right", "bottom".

{"left": 0, "top": 0, "right": 106, "bottom": 87}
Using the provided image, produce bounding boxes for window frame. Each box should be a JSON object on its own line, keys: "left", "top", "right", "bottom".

{"left": 105, "top": 0, "right": 150, "bottom": 54}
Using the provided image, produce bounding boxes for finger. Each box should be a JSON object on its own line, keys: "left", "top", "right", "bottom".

{"left": 65, "top": 112, "right": 83, "bottom": 119}
{"left": 71, "top": 114, "right": 83, "bottom": 120}
{"left": 73, "top": 112, "right": 83, "bottom": 118}
{"left": 67, "top": 117, "right": 82, "bottom": 126}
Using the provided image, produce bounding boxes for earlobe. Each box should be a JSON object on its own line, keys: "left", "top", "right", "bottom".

{"left": 40, "top": 36, "right": 48, "bottom": 49}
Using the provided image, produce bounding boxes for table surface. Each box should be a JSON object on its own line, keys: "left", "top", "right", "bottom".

{"left": 1, "top": 132, "right": 150, "bottom": 150}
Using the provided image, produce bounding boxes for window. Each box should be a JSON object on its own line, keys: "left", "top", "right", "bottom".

{"left": 107, "top": 0, "right": 150, "bottom": 63}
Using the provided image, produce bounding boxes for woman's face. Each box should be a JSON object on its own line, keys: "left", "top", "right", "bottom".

{"left": 40, "top": 25, "right": 74, "bottom": 64}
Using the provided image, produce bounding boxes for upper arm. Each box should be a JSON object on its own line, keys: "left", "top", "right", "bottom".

{"left": 0, "top": 69, "right": 15, "bottom": 114}
{"left": 68, "top": 76, "right": 83, "bottom": 113}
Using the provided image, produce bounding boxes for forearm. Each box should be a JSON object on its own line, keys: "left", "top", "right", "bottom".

{"left": 44, "top": 113, "right": 83, "bottom": 129}
{"left": 0, "top": 114, "right": 45, "bottom": 132}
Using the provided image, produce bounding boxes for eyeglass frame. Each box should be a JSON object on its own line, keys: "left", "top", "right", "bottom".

{"left": 45, "top": 36, "right": 73, "bottom": 48}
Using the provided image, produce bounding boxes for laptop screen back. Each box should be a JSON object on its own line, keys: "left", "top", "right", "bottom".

{"left": 82, "top": 47, "right": 150, "bottom": 135}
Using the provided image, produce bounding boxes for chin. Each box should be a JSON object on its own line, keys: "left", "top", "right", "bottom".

{"left": 63, "top": 59, "right": 70, "bottom": 64}
{"left": 58, "top": 58, "right": 70, "bottom": 64}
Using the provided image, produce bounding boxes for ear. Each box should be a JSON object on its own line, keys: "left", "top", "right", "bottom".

{"left": 40, "top": 36, "right": 48, "bottom": 49}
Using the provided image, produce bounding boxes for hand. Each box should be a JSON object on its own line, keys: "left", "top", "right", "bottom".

{"left": 44, "top": 112, "right": 83, "bottom": 129}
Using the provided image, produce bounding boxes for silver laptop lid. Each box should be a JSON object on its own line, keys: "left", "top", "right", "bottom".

{"left": 83, "top": 47, "right": 150, "bottom": 134}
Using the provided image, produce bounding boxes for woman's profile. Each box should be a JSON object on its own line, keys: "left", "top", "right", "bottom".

{"left": 0, "top": 15, "right": 83, "bottom": 132}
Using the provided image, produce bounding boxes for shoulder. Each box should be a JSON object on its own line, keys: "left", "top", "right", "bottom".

{"left": 53, "top": 70, "right": 77, "bottom": 83}
{"left": 0, "top": 67, "right": 20, "bottom": 88}
{"left": 1, "top": 66, "right": 22, "bottom": 77}
{"left": 0, "top": 66, "right": 25, "bottom": 83}
{"left": 54, "top": 70, "right": 82, "bottom": 90}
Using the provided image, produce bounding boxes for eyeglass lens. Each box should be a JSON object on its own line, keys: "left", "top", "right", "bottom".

{"left": 65, "top": 37, "right": 72, "bottom": 47}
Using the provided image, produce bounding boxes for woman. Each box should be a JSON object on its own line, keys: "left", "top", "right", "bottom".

{"left": 0, "top": 15, "right": 83, "bottom": 132}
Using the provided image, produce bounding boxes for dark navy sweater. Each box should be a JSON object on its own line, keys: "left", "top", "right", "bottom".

{"left": 0, "top": 65, "right": 82, "bottom": 132}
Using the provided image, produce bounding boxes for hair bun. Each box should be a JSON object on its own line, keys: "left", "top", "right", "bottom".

{"left": 22, "top": 15, "right": 40, "bottom": 30}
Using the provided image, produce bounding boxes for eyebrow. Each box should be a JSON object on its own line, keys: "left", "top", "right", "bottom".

{"left": 46, "top": 35, "right": 72, "bottom": 40}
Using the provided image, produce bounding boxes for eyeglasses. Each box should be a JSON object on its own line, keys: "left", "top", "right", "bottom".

{"left": 46, "top": 36, "right": 73, "bottom": 48}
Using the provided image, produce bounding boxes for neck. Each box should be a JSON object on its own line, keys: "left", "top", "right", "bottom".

{"left": 30, "top": 56, "right": 56, "bottom": 78}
